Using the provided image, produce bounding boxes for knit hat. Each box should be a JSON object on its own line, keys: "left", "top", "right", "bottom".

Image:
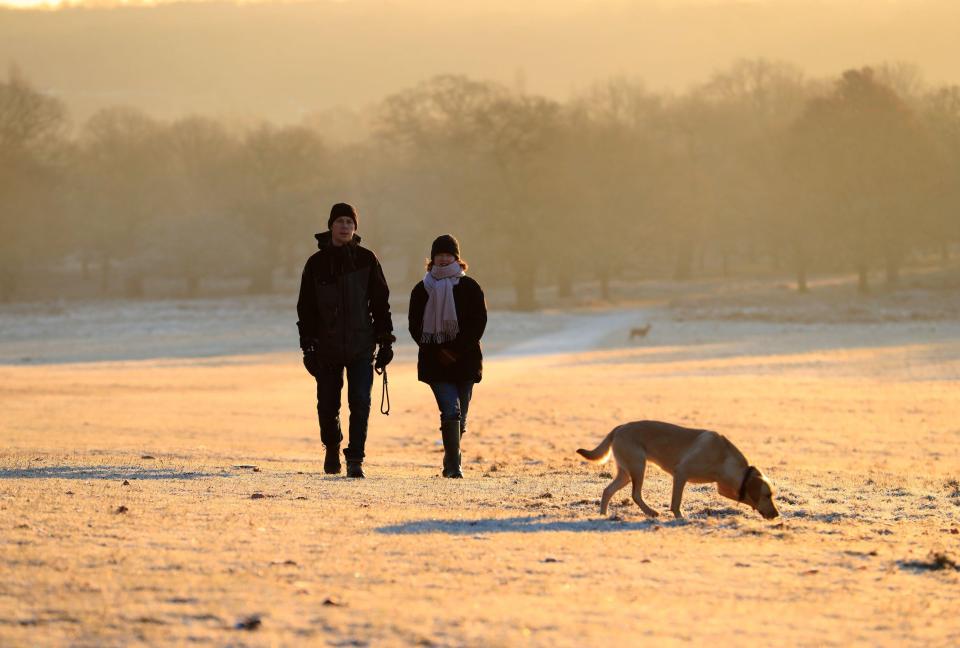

{"left": 328, "top": 203, "right": 358, "bottom": 230}
{"left": 430, "top": 234, "right": 461, "bottom": 259}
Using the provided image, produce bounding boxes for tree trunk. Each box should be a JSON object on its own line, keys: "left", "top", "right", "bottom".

{"left": 283, "top": 244, "right": 297, "bottom": 279}
{"left": 0, "top": 267, "right": 15, "bottom": 302}
{"left": 794, "top": 242, "right": 808, "bottom": 293}
{"left": 557, "top": 270, "right": 572, "bottom": 298}
{"left": 514, "top": 275, "right": 536, "bottom": 310}
{"left": 857, "top": 263, "right": 869, "bottom": 294}
{"left": 883, "top": 240, "right": 902, "bottom": 288}
{"left": 796, "top": 266, "right": 808, "bottom": 293}
{"left": 185, "top": 275, "right": 200, "bottom": 298}
{"left": 599, "top": 267, "right": 610, "bottom": 301}
{"left": 512, "top": 258, "right": 538, "bottom": 311}
{"left": 99, "top": 254, "right": 111, "bottom": 295}
{"left": 884, "top": 255, "right": 900, "bottom": 288}
{"left": 125, "top": 273, "right": 144, "bottom": 299}
{"left": 673, "top": 246, "right": 694, "bottom": 280}
{"left": 248, "top": 265, "right": 273, "bottom": 294}
{"left": 408, "top": 253, "right": 425, "bottom": 284}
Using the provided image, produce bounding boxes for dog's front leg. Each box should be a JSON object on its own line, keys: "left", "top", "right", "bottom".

{"left": 670, "top": 472, "right": 688, "bottom": 519}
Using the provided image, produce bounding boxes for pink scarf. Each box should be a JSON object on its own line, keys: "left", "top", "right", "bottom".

{"left": 421, "top": 262, "right": 465, "bottom": 344}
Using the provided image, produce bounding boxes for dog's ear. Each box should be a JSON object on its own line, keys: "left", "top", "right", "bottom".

{"left": 745, "top": 473, "right": 765, "bottom": 504}
{"left": 760, "top": 474, "right": 774, "bottom": 497}
{"left": 747, "top": 473, "right": 775, "bottom": 502}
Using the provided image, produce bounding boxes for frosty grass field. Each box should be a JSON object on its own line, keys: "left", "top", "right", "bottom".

{"left": 1, "top": 279, "right": 959, "bottom": 646}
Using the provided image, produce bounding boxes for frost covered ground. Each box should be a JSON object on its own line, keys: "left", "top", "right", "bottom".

{"left": 1, "top": 281, "right": 959, "bottom": 646}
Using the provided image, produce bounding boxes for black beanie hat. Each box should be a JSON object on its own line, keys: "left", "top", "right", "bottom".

{"left": 430, "top": 234, "right": 461, "bottom": 259}
{"left": 328, "top": 203, "right": 358, "bottom": 230}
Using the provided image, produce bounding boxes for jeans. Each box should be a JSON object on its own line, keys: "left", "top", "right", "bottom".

{"left": 315, "top": 352, "right": 374, "bottom": 462}
{"left": 429, "top": 381, "right": 474, "bottom": 431}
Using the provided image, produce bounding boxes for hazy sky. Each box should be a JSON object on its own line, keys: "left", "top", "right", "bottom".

{"left": 2, "top": 0, "right": 957, "bottom": 124}
{"left": 0, "top": 0, "right": 943, "bottom": 10}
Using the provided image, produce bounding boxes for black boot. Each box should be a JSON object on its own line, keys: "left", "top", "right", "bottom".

{"left": 346, "top": 461, "right": 365, "bottom": 479}
{"left": 323, "top": 445, "right": 342, "bottom": 475}
{"left": 441, "top": 419, "right": 463, "bottom": 478}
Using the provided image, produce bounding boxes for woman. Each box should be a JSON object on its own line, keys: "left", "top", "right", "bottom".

{"left": 408, "top": 234, "right": 487, "bottom": 478}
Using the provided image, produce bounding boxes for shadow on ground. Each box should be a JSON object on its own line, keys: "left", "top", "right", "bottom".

{"left": 0, "top": 466, "right": 225, "bottom": 480}
{"left": 376, "top": 514, "right": 690, "bottom": 535}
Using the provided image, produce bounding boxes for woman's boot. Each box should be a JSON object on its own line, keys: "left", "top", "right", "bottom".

{"left": 440, "top": 419, "right": 463, "bottom": 478}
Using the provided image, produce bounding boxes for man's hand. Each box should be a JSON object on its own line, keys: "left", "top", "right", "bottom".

{"left": 303, "top": 350, "right": 322, "bottom": 377}
{"left": 374, "top": 345, "right": 394, "bottom": 371}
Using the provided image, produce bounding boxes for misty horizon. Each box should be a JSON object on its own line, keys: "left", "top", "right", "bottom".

{"left": 1, "top": 0, "right": 959, "bottom": 124}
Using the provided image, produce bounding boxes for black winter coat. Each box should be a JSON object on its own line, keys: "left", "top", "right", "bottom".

{"left": 297, "top": 232, "right": 393, "bottom": 364}
{"left": 408, "top": 276, "right": 487, "bottom": 384}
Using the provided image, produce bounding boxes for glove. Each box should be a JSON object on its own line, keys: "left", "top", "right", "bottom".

{"left": 374, "top": 345, "right": 394, "bottom": 370}
{"left": 302, "top": 350, "right": 322, "bottom": 377}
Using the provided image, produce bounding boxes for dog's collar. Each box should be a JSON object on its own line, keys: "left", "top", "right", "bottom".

{"left": 737, "top": 466, "right": 758, "bottom": 502}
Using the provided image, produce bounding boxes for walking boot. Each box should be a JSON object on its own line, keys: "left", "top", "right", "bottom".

{"left": 441, "top": 419, "right": 463, "bottom": 478}
{"left": 323, "top": 445, "right": 342, "bottom": 475}
{"left": 346, "top": 461, "right": 365, "bottom": 479}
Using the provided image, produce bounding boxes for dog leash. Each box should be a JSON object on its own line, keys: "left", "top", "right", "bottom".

{"left": 375, "top": 366, "right": 390, "bottom": 415}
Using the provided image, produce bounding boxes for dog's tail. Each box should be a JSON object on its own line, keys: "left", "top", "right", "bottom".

{"left": 576, "top": 430, "right": 616, "bottom": 464}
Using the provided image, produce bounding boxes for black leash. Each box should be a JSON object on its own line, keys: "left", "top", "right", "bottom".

{"left": 375, "top": 366, "right": 390, "bottom": 415}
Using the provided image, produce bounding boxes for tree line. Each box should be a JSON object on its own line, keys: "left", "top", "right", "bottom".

{"left": 1, "top": 59, "right": 958, "bottom": 307}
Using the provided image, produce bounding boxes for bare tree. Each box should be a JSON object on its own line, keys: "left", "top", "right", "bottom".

{"left": 920, "top": 85, "right": 960, "bottom": 264}
{"left": 155, "top": 116, "right": 245, "bottom": 296}
{"left": 240, "top": 124, "right": 328, "bottom": 292}
{"left": 792, "top": 68, "right": 932, "bottom": 292}
{"left": 563, "top": 78, "right": 665, "bottom": 297}
{"left": 72, "top": 106, "right": 166, "bottom": 296}
{"left": 0, "top": 66, "right": 67, "bottom": 300}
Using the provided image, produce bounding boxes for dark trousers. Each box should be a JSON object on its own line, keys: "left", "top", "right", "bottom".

{"left": 429, "top": 381, "right": 474, "bottom": 428}
{"left": 315, "top": 352, "right": 374, "bottom": 462}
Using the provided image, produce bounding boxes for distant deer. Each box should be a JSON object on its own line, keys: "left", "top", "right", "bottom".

{"left": 629, "top": 324, "right": 652, "bottom": 340}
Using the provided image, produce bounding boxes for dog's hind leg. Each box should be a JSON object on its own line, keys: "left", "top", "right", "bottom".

{"left": 626, "top": 452, "right": 659, "bottom": 517}
{"left": 670, "top": 469, "right": 688, "bottom": 519}
{"left": 600, "top": 465, "right": 630, "bottom": 515}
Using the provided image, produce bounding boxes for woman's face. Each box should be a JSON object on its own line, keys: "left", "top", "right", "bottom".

{"left": 433, "top": 253, "right": 456, "bottom": 267}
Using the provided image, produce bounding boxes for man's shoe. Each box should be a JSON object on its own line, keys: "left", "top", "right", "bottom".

{"left": 323, "top": 445, "right": 342, "bottom": 475}
{"left": 346, "top": 462, "right": 365, "bottom": 479}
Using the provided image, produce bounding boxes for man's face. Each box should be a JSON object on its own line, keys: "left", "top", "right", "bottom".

{"left": 331, "top": 216, "right": 356, "bottom": 246}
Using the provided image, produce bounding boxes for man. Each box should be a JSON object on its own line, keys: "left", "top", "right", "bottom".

{"left": 297, "top": 203, "right": 394, "bottom": 478}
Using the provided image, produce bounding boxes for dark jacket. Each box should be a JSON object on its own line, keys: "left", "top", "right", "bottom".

{"left": 297, "top": 232, "right": 393, "bottom": 364}
{"left": 408, "top": 275, "right": 487, "bottom": 384}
